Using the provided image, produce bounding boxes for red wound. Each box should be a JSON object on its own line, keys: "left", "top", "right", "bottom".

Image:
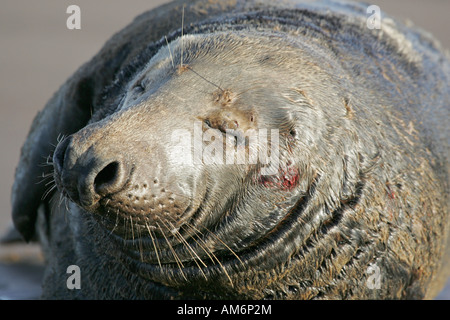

{"left": 258, "top": 164, "right": 300, "bottom": 191}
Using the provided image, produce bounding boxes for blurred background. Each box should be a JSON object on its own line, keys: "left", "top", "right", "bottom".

{"left": 0, "top": 0, "right": 449, "bottom": 299}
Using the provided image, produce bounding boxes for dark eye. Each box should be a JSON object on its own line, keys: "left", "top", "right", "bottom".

{"left": 133, "top": 79, "right": 146, "bottom": 92}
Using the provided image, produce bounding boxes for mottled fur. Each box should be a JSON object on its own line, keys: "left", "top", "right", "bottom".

{"left": 12, "top": 0, "right": 449, "bottom": 299}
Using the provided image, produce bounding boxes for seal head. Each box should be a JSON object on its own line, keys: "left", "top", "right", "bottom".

{"left": 11, "top": 0, "right": 449, "bottom": 299}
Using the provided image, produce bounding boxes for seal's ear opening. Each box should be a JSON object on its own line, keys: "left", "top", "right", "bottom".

{"left": 11, "top": 77, "right": 94, "bottom": 242}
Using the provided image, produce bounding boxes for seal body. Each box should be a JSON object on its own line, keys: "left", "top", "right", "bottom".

{"left": 11, "top": 0, "right": 449, "bottom": 299}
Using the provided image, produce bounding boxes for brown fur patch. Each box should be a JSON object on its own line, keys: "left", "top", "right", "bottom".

{"left": 213, "top": 89, "right": 234, "bottom": 107}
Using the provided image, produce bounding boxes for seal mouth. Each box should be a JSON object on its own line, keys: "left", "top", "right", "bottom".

{"left": 103, "top": 185, "right": 231, "bottom": 263}
{"left": 100, "top": 175, "right": 321, "bottom": 287}
{"left": 93, "top": 198, "right": 196, "bottom": 241}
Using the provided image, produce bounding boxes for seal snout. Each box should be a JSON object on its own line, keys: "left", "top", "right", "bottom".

{"left": 53, "top": 135, "right": 130, "bottom": 209}
{"left": 52, "top": 129, "right": 194, "bottom": 239}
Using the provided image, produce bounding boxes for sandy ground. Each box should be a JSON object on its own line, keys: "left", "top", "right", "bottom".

{"left": 0, "top": 0, "right": 449, "bottom": 300}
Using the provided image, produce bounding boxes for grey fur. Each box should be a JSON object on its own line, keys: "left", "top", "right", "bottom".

{"left": 11, "top": 0, "right": 449, "bottom": 299}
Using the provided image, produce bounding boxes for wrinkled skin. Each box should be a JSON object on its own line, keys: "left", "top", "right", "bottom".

{"left": 11, "top": 0, "right": 449, "bottom": 299}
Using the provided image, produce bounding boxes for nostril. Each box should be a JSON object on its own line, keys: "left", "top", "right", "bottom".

{"left": 53, "top": 136, "right": 72, "bottom": 173}
{"left": 94, "top": 161, "right": 124, "bottom": 196}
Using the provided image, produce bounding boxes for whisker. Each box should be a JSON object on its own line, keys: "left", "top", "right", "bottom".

{"left": 145, "top": 220, "right": 162, "bottom": 269}
{"left": 45, "top": 178, "right": 56, "bottom": 186}
{"left": 122, "top": 216, "right": 128, "bottom": 239}
{"left": 36, "top": 173, "right": 54, "bottom": 185}
{"left": 167, "top": 221, "right": 207, "bottom": 267}
{"left": 156, "top": 221, "right": 187, "bottom": 281}
{"left": 57, "top": 133, "right": 67, "bottom": 144}
{"left": 137, "top": 226, "right": 144, "bottom": 262}
{"left": 179, "top": 218, "right": 243, "bottom": 267}
{"left": 64, "top": 196, "right": 70, "bottom": 213}
{"left": 234, "top": 82, "right": 268, "bottom": 98}
{"left": 42, "top": 184, "right": 57, "bottom": 200}
{"left": 38, "top": 156, "right": 54, "bottom": 167}
{"left": 110, "top": 209, "right": 120, "bottom": 234}
{"left": 176, "top": 220, "right": 235, "bottom": 287}
{"left": 186, "top": 65, "right": 224, "bottom": 92}
{"left": 177, "top": 222, "right": 216, "bottom": 264}
{"left": 130, "top": 216, "right": 135, "bottom": 243}
{"left": 203, "top": 226, "right": 244, "bottom": 267}
{"left": 163, "top": 220, "right": 208, "bottom": 281}
{"left": 58, "top": 192, "right": 64, "bottom": 207}
{"left": 38, "top": 172, "right": 54, "bottom": 178}
{"left": 165, "top": 36, "right": 175, "bottom": 69}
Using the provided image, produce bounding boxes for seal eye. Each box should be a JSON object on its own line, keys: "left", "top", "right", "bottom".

{"left": 133, "top": 79, "right": 146, "bottom": 93}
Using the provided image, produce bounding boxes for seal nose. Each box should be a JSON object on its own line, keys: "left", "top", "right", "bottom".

{"left": 93, "top": 161, "right": 124, "bottom": 196}
{"left": 53, "top": 136, "right": 129, "bottom": 207}
{"left": 53, "top": 136, "right": 71, "bottom": 175}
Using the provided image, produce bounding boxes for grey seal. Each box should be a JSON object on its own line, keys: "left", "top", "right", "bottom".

{"left": 11, "top": 0, "right": 449, "bottom": 299}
